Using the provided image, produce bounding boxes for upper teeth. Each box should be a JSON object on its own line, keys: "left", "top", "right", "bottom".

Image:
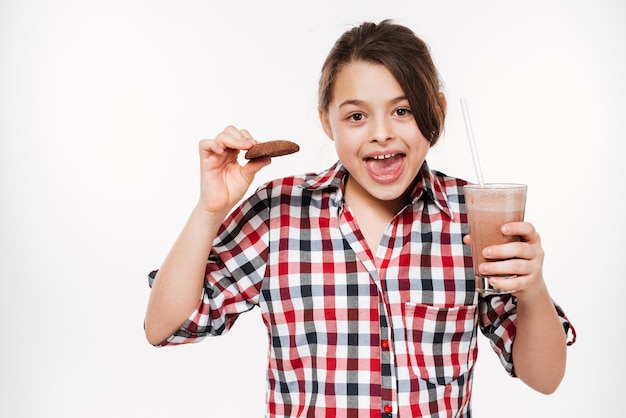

{"left": 372, "top": 153, "right": 396, "bottom": 160}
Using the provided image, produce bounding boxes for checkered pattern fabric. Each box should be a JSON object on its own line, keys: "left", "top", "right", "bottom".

{"left": 149, "top": 161, "right": 574, "bottom": 417}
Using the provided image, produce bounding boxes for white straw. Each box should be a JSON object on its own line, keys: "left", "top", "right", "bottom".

{"left": 460, "top": 97, "right": 485, "bottom": 186}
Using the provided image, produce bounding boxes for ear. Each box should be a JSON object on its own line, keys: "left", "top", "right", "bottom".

{"left": 318, "top": 109, "right": 334, "bottom": 140}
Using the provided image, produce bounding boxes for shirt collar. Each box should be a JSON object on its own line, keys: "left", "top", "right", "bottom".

{"left": 299, "top": 161, "right": 346, "bottom": 192}
{"left": 300, "top": 160, "right": 453, "bottom": 219}
{"left": 411, "top": 161, "right": 453, "bottom": 219}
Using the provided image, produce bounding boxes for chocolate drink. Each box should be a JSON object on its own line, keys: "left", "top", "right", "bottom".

{"left": 464, "top": 184, "right": 527, "bottom": 294}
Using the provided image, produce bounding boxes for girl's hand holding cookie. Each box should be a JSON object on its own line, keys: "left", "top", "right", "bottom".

{"left": 198, "top": 125, "right": 272, "bottom": 215}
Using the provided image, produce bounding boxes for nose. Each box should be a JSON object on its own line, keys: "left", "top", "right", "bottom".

{"left": 370, "top": 115, "right": 393, "bottom": 143}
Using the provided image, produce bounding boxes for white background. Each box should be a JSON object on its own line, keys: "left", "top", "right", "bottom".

{"left": 1, "top": 1, "right": 624, "bottom": 416}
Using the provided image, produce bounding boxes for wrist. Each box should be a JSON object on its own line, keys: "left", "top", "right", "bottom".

{"left": 514, "top": 279, "right": 551, "bottom": 306}
{"left": 192, "top": 202, "right": 229, "bottom": 227}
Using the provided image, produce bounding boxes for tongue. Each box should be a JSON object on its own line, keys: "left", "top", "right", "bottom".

{"left": 365, "top": 155, "right": 403, "bottom": 179}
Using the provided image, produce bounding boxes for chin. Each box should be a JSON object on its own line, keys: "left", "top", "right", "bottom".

{"left": 372, "top": 186, "right": 407, "bottom": 203}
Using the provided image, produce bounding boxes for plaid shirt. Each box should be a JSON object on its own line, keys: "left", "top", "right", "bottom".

{"left": 149, "top": 161, "right": 574, "bottom": 417}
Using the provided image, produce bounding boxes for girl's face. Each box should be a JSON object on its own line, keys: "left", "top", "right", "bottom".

{"left": 320, "top": 60, "right": 431, "bottom": 210}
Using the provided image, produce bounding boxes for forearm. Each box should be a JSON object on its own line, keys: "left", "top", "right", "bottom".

{"left": 144, "top": 204, "right": 227, "bottom": 345}
{"left": 511, "top": 283, "right": 567, "bottom": 394}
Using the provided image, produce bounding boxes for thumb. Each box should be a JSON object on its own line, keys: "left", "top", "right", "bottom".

{"left": 463, "top": 234, "right": 472, "bottom": 246}
{"left": 241, "top": 157, "right": 272, "bottom": 181}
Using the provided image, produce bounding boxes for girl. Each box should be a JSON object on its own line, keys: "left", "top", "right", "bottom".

{"left": 145, "top": 20, "right": 574, "bottom": 417}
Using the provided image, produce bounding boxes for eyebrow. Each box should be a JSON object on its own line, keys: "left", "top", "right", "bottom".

{"left": 337, "top": 96, "right": 408, "bottom": 109}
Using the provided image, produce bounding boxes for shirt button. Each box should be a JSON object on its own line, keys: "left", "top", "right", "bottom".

{"left": 381, "top": 339, "right": 390, "bottom": 350}
{"left": 383, "top": 403, "right": 393, "bottom": 414}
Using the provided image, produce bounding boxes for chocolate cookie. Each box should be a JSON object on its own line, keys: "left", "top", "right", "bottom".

{"left": 244, "top": 140, "right": 300, "bottom": 160}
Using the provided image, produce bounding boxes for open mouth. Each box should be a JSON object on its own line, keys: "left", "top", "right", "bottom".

{"left": 364, "top": 153, "right": 405, "bottom": 183}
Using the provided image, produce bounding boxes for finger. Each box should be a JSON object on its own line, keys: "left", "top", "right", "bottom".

{"left": 483, "top": 241, "right": 535, "bottom": 262}
{"left": 200, "top": 138, "right": 228, "bottom": 155}
{"left": 463, "top": 234, "right": 471, "bottom": 246}
{"left": 222, "top": 126, "right": 256, "bottom": 149}
{"left": 240, "top": 128, "right": 255, "bottom": 143}
{"left": 502, "top": 222, "right": 540, "bottom": 244}
{"left": 203, "top": 126, "right": 253, "bottom": 153}
{"left": 241, "top": 156, "right": 272, "bottom": 181}
{"left": 479, "top": 257, "right": 531, "bottom": 277}
{"left": 488, "top": 275, "right": 523, "bottom": 293}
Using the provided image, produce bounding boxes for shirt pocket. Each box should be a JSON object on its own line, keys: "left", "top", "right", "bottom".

{"left": 404, "top": 302, "right": 478, "bottom": 385}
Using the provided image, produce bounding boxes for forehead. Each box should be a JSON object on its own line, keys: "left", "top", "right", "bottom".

{"left": 332, "top": 60, "right": 405, "bottom": 104}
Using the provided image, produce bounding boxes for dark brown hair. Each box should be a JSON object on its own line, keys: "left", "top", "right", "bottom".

{"left": 318, "top": 20, "right": 446, "bottom": 145}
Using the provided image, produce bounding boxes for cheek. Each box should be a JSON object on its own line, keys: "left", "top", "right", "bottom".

{"left": 333, "top": 140, "right": 352, "bottom": 160}
{"left": 332, "top": 141, "right": 362, "bottom": 172}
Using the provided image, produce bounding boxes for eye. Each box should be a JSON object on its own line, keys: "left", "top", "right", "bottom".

{"left": 395, "top": 108, "right": 412, "bottom": 117}
{"left": 348, "top": 112, "right": 364, "bottom": 122}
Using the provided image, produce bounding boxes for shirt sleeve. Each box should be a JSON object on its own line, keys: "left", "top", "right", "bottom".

{"left": 147, "top": 184, "right": 272, "bottom": 347}
{"left": 478, "top": 295, "right": 576, "bottom": 376}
